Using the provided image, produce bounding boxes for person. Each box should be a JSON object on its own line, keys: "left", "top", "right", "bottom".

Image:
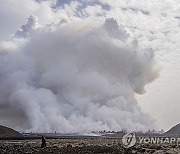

{"left": 41, "top": 136, "right": 46, "bottom": 148}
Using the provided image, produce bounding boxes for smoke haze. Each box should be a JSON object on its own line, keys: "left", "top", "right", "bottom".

{"left": 0, "top": 16, "right": 159, "bottom": 133}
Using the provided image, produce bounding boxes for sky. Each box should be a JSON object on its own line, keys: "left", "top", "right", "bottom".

{"left": 0, "top": 0, "right": 180, "bottom": 132}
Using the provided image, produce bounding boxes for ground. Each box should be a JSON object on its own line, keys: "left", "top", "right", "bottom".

{"left": 0, "top": 138, "right": 180, "bottom": 154}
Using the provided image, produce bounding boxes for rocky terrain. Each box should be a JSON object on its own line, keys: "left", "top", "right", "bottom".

{"left": 0, "top": 124, "right": 180, "bottom": 153}
{"left": 0, "top": 138, "right": 179, "bottom": 154}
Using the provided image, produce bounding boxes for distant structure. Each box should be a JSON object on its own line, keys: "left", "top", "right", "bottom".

{"left": 41, "top": 136, "right": 46, "bottom": 148}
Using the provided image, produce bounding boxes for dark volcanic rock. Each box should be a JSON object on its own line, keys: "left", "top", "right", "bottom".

{"left": 165, "top": 123, "right": 180, "bottom": 136}
{"left": 0, "top": 138, "right": 180, "bottom": 154}
{"left": 0, "top": 125, "right": 22, "bottom": 137}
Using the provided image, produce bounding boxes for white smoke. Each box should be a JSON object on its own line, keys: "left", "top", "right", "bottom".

{"left": 15, "top": 15, "right": 41, "bottom": 38}
{"left": 0, "top": 16, "right": 159, "bottom": 133}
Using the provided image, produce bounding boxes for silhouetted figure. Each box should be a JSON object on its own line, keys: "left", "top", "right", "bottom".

{"left": 41, "top": 136, "right": 46, "bottom": 148}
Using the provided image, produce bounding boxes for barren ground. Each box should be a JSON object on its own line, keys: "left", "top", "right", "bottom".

{"left": 0, "top": 138, "right": 180, "bottom": 154}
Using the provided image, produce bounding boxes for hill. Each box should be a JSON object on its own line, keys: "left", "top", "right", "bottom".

{"left": 0, "top": 125, "right": 22, "bottom": 137}
{"left": 165, "top": 123, "right": 180, "bottom": 136}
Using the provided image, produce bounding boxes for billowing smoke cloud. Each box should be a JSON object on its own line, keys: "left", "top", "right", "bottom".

{"left": 15, "top": 15, "right": 41, "bottom": 38}
{"left": 0, "top": 16, "right": 159, "bottom": 133}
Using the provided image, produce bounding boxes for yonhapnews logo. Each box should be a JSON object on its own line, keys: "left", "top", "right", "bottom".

{"left": 122, "top": 132, "right": 180, "bottom": 148}
{"left": 122, "top": 133, "right": 136, "bottom": 148}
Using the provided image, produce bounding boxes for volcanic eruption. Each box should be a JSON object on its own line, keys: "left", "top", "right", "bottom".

{"left": 0, "top": 16, "right": 160, "bottom": 133}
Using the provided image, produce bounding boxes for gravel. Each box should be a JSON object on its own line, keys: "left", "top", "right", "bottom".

{"left": 0, "top": 138, "right": 180, "bottom": 154}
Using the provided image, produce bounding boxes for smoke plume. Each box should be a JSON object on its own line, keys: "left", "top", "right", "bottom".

{"left": 0, "top": 16, "right": 159, "bottom": 133}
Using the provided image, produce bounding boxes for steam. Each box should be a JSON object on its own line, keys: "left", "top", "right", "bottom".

{"left": 0, "top": 16, "right": 159, "bottom": 132}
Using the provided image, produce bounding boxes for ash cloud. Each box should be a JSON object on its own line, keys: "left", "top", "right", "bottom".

{"left": 0, "top": 17, "right": 159, "bottom": 133}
